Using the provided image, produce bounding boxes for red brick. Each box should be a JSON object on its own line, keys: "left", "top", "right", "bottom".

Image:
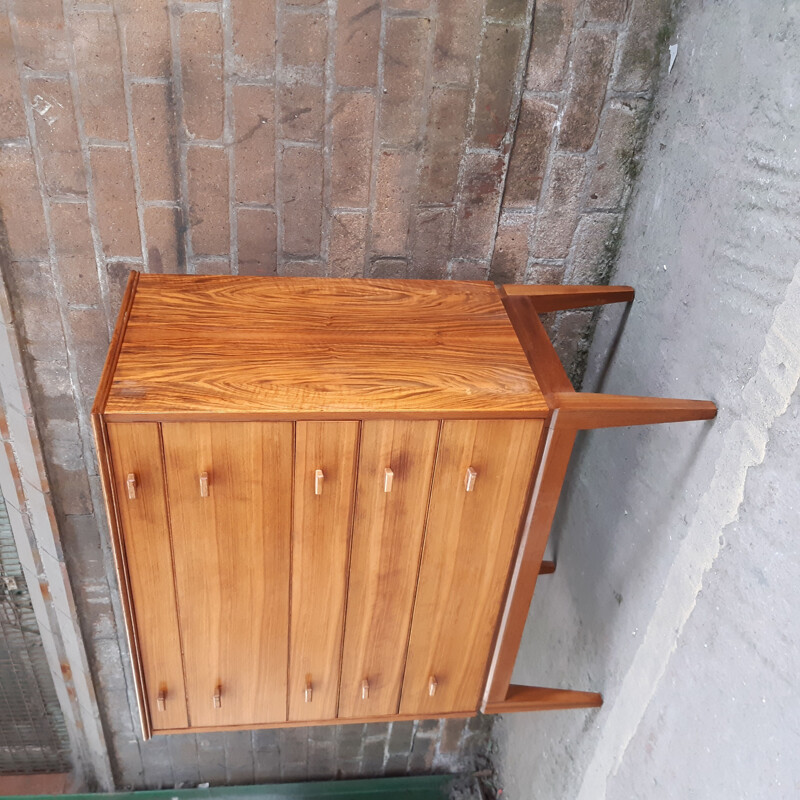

{"left": 473, "top": 22, "right": 524, "bottom": 148}
{"left": 237, "top": 208, "right": 277, "bottom": 276}
{"left": 187, "top": 146, "right": 229, "bottom": 255}
{"left": 68, "top": 307, "right": 109, "bottom": 402}
{"left": 486, "top": 0, "right": 527, "bottom": 21}
{"left": 558, "top": 31, "right": 616, "bottom": 152}
{"left": 380, "top": 17, "right": 430, "bottom": 146}
{"left": 27, "top": 79, "right": 86, "bottom": 197}
{"left": 233, "top": 85, "right": 275, "bottom": 204}
{"left": 0, "top": 146, "right": 47, "bottom": 258}
{"left": 335, "top": 0, "right": 380, "bottom": 88}
{"left": 278, "top": 83, "right": 324, "bottom": 142}
{"left": 614, "top": 0, "right": 672, "bottom": 92}
{"left": 329, "top": 212, "right": 367, "bottom": 277}
{"left": 71, "top": 11, "right": 128, "bottom": 141}
{"left": 586, "top": 0, "right": 627, "bottom": 22}
{"left": 194, "top": 258, "right": 231, "bottom": 275}
{"left": 144, "top": 206, "right": 183, "bottom": 273}
{"left": 526, "top": 0, "right": 577, "bottom": 92}
{"left": 418, "top": 86, "right": 469, "bottom": 204}
{"left": 331, "top": 93, "right": 375, "bottom": 207}
{"left": 504, "top": 97, "right": 558, "bottom": 206}
{"left": 531, "top": 153, "right": 586, "bottom": 259}
{"left": 387, "top": 0, "right": 429, "bottom": 8}
{"left": 433, "top": 0, "right": 483, "bottom": 85}
{"left": 181, "top": 12, "right": 224, "bottom": 140}
{"left": 280, "top": 146, "right": 322, "bottom": 256}
{"left": 369, "top": 258, "right": 408, "bottom": 279}
{"left": 14, "top": 0, "right": 69, "bottom": 72}
{"left": 568, "top": 212, "right": 621, "bottom": 283}
{"left": 371, "top": 149, "right": 417, "bottom": 256}
{"left": 280, "top": 260, "right": 325, "bottom": 277}
{"left": 0, "top": 16, "right": 26, "bottom": 139}
{"left": 132, "top": 83, "right": 179, "bottom": 202}
{"left": 232, "top": 0, "right": 276, "bottom": 79}
{"left": 410, "top": 207, "right": 454, "bottom": 279}
{"left": 119, "top": 0, "right": 172, "bottom": 78}
{"left": 452, "top": 151, "right": 505, "bottom": 260}
{"left": 588, "top": 100, "right": 642, "bottom": 209}
{"left": 488, "top": 214, "right": 532, "bottom": 284}
{"left": 90, "top": 147, "right": 141, "bottom": 257}
{"left": 280, "top": 11, "right": 327, "bottom": 70}
{"left": 50, "top": 203, "right": 102, "bottom": 305}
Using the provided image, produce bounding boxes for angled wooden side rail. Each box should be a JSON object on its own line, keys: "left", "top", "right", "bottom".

{"left": 482, "top": 283, "right": 717, "bottom": 715}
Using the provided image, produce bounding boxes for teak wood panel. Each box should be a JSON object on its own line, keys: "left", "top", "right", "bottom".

{"left": 162, "top": 422, "right": 292, "bottom": 728}
{"left": 338, "top": 420, "right": 440, "bottom": 719}
{"left": 400, "top": 419, "right": 542, "bottom": 716}
{"left": 289, "top": 421, "right": 359, "bottom": 721}
{"left": 102, "top": 277, "right": 545, "bottom": 419}
{"left": 106, "top": 422, "right": 188, "bottom": 731}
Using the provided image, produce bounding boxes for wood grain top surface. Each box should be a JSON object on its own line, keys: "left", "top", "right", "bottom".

{"left": 103, "top": 276, "right": 546, "bottom": 418}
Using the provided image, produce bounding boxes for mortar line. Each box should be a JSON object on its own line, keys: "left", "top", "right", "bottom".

{"left": 274, "top": 0, "right": 285, "bottom": 273}
{"left": 222, "top": 0, "right": 236, "bottom": 274}
{"left": 320, "top": 0, "right": 337, "bottom": 272}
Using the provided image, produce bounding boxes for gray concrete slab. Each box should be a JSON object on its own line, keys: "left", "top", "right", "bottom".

{"left": 497, "top": 1, "right": 800, "bottom": 797}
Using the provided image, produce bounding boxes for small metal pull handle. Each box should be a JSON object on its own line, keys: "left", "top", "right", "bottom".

{"left": 212, "top": 685, "right": 221, "bottom": 709}
{"left": 314, "top": 469, "right": 324, "bottom": 496}
{"left": 464, "top": 467, "right": 477, "bottom": 492}
{"left": 305, "top": 680, "right": 313, "bottom": 703}
{"left": 156, "top": 689, "right": 166, "bottom": 711}
{"left": 384, "top": 467, "right": 394, "bottom": 493}
{"left": 361, "top": 679, "right": 370, "bottom": 700}
{"left": 126, "top": 473, "right": 137, "bottom": 500}
{"left": 428, "top": 675, "right": 438, "bottom": 697}
{"left": 199, "top": 471, "right": 209, "bottom": 498}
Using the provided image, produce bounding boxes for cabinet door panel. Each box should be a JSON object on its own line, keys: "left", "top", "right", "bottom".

{"left": 107, "top": 422, "right": 188, "bottom": 731}
{"left": 289, "top": 421, "right": 359, "bottom": 721}
{"left": 338, "top": 420, "right": 439, "bottom": 719}
{"left": 400, "top": 419, "right": 542, "bottom": 715}
{"left": 162, "top": 421, "right": 292, "bottom": 728}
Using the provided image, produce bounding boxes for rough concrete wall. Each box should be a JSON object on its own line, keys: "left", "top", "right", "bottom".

{"left": 497, "top": 0, "right": 800, "bottom": 798}
{"left": 0, "top": 0, "right": 669, "bottom": 790}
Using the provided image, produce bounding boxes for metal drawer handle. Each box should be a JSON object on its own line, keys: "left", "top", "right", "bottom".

{"left": 126, "top": 473, "right": 137, "bottom": 500}
{"left": 384, "top": 467, "right": 394, "bottom": 493}
{"left": 464, "top": 467, "right": 477, "bottom": 492}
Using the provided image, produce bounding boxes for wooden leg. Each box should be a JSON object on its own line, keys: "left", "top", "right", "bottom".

{"left": 552, "top": 392, "right": 717, "bottom": 430}
{"left": 503, "top": 284, "right": 635, "bottom": 312}
{"left": 539, "top": 560, "right": 555, "bottom": 574}
{"left": 484, "top": 684, "right": 602, "bottom": 714}
{"left": 483, "top": 426, "right": 577, "bottom": 706}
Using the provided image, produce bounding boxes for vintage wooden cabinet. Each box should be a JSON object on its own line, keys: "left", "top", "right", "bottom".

{"left": 92, "top": 274, "right": 715, "bottom": 737}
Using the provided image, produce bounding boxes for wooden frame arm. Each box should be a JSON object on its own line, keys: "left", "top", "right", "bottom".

{"left": 503, "top": 284, "right": 635, "bottom": 312}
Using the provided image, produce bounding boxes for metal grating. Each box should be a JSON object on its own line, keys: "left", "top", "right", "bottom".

{"left": 0, "top": 491, "right": 71, "bottom": 774}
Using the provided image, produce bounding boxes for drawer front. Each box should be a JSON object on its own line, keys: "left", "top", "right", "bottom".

{"left": 338, "top": 420, "right": 440, "bottom": 718}
{"left": 289, "top": 421, "right": 359, "bottom": 721}
{"left": 400, "top": 419, "right": 542, "bottom": 716}
{"left": 107, "top": 422, "right": 188, "bottom": 731}
{"left": 162, "top": 421, "right": 292, "bottom": 728}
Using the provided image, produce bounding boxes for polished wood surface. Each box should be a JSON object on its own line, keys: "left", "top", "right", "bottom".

{"left": 400, "top": 419, "right": 542, "bottom": 715}
{"left": 483, "top": 684, "right": 602, "bottom": 714}
{"left": 483, "top": 424, "right": 576, "bottom": 705}
{"left": 290, "top": 421, "right": 359, "bottom": 721}
{"left": 503, "top": 283, "right": 634, "bottom": 311}
{"left": 106, "top": 422, "right": 188, "bottom": 731}
{"left": 552, "top": 392, "right": 718, "bottom": 429}
{"left": 103, "top": 276, "right": 545, "bottom": 419}
{"left": 162, "top": 422, "right": 292, "bottom": 727}
{"left": 338, "top": 420, "right": 440, "bottom": 718}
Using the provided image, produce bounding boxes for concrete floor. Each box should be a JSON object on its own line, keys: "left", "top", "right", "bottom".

{"left": 497, "top": 1, "right": 800, "bottom": 798}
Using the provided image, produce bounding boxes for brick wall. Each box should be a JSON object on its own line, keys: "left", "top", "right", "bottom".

{"left": 0, "top": 0, "right": 671, "bottom": 790}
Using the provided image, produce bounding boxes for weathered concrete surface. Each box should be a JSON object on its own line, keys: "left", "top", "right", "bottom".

{"left": 496, "top": 1, "right": 800, "bottom": 797}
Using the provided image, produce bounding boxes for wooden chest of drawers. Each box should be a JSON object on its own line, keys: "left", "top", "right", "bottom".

{"left": 92, "top": 274, "right": 715, "bottom": 737}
